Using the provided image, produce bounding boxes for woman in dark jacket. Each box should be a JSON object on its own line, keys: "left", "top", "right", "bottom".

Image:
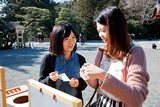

{"left": 39, "top": 22, "right": 87, "bottom": 101}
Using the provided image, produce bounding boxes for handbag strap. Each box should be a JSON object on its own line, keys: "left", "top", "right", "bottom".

{"left": 95, "top": 48, "right": 103, "bottom": 67}
{"left": 85, "top": 85, "right": 99, "bottom": 107}
{"left": 85, "top": 48, "right": 104, "bottom": 107}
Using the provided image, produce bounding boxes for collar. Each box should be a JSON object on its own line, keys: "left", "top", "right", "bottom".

{"left": 58, "top": 52, "right": 75, "bottom": 62}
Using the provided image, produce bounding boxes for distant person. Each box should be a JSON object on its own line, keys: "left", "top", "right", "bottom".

{"left": 131, "top": 33, "right": 135, "bottom": 41}
{"left": 34, "top": 33, "right": 37, "bottom": 42}
{"left": 39, "top": 22, "right": 87, "bottom": 102}
{"left": 38, "top": 33, "right": 41, "bottom": 43}
{"left": 79, "top": 33, "right": 85, "bottom": 45}
{"left": 132, "top": 33, "right": 135, "bottom": 39}
{"left": 152, "top": 43, "right": 157, "bottom": 49}
{"left": 80, "top": 6, "right": 150, "bottom": 107}
{"left": 41, "top": 32, "right": 44, "bottom": 43}
{"left": 49, "top": 32, "right": 52, "bottom": 41}
{"left": 128, "top": 33, "right": 132, "bottom": 41}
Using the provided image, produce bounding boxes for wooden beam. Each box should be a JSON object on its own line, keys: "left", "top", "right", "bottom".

{"left": 0, "top": 66, "right": 7, "bottom": 107}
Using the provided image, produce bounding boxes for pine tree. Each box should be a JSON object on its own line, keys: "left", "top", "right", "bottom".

{"left": 55, "top": 8, "right": 72, "bottom": 24}
{"left": 73, "top": 0, "right": 110, "bottom": 40}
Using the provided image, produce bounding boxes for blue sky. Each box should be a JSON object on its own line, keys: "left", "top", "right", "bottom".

{"left": 0, "top": 3, "right": 5, "bottom": 11}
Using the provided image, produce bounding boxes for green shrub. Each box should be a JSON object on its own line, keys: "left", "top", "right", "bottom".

{"left": 127, "top": 20, "right": 148, "bottom": 39}
{"left": 0, "top": 38, "right": 6, "bottom": 43}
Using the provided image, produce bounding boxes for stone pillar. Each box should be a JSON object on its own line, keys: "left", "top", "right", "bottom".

{"left": 15, "top": 25, "right": 24, "bottom": 49}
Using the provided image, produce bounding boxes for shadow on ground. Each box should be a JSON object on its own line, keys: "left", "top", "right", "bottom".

{"left": 0, "top": 47, "right": 48, "bottom": 73}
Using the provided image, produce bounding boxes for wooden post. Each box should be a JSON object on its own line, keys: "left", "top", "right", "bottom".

{"left": 0, "top": 66, "right": 7, "bottom": 107}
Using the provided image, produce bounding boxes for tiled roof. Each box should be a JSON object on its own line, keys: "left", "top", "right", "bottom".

{"left": 3, "top": 22, "right": 21, "bottom": 31}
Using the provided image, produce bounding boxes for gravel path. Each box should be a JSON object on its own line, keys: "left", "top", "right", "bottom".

{"left": 0, "top": 40, "right": 159, "bottom": 107}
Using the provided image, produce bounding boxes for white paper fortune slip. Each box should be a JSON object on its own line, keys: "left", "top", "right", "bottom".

{"left": 57, "top": 73, "right": 71, "bottom": 82}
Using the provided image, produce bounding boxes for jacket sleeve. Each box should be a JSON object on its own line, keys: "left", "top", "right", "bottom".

{"left": 100, "top": 47, "right": 150, "bottom": 106}
{"left": 39, "top": 54, "right": 56, "bottom": 87}
{"left": 77, "top": 53, "right": 87, "bottom": 91}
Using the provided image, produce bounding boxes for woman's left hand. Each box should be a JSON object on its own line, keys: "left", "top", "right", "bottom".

{"left": 80, "top": 63, "right": 106, "bottom": 81}
{"left": 69, "top": 78, "right": 79, "bottom": 87}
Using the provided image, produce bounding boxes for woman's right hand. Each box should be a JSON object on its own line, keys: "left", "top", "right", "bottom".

{"left": 80, "top": 63, "right": 106, "bottom": 81}
{"left": 49, "top": 71, "right": 59, "bottom": 81}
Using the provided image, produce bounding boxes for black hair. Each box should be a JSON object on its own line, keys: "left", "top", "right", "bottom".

{"left": 50, "top": 22, "right": 77, "bottom": 55}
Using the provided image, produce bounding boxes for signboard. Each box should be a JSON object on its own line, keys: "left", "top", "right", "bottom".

{"left": 27, "top": 79, "right": 82, "bottom": 107}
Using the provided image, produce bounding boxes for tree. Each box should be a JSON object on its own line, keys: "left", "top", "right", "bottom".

{"left": 119, "top": 0, "right": 158, "bottom": 38}
{"left": 127, "top": 20, "right": 147, "bottom": 39}
{"left": 108, "top": 0, "right": 120, "bottom": 6}
{"left": 73, "top": 0, "right": 110, "bottom": 40}
{"left": 55, "top": 8, "right": 72, "bottom": 24}
{"left": 54, "top": 1, "right": 81, "bottom": 37}
{"left": 0, "top": 0, "right": 42, "bottom": 21}
{"left": 119, "top": 0, "right": 156, "bottom": 24}
{"left": 0, "top": 0, "right": 57, "bottom": 49}
{"left": 16, "top": 7, "right": 51, "bottom": 41}
{"left": 0, "top": 0, "right": 57, "bottom": 30}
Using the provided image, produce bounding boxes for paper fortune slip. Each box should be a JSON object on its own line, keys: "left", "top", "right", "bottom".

{"left": 57, "top": 73, "right": 71, "bottom": 82}
{"left": 80, "top": 72, "right": 88, "bottom": 80}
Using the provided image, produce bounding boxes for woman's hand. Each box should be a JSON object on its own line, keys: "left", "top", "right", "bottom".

{"left": 49, "top": 71, "right": 59, "bottom": 81}
{"left": 69, "top": 78, "right": 79, "bottom": 87}
{"left": 80, "top": 63, "right": 106, "bottom": 81}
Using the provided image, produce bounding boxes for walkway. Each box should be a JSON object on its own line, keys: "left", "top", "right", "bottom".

{"left": 0, "top": 40, "right": 160, "bottom": 106}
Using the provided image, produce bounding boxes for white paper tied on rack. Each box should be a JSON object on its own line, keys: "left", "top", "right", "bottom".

{"left": 56, "top": 73, "right": 71, "bottom": 82}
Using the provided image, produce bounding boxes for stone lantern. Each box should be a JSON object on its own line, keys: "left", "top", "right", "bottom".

{"left": 15, "top": 25, "right": 24, "bottom": 49}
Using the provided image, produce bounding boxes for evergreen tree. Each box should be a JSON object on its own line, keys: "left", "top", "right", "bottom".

{"left": 55, "top": 1, "right": 80, "bottom": 36}
{"left": 73, "top": 0, "right": 110, "bottom": 40}
{"left": 0, "top": 0, "right": 57, "bottom": 49}
{"left": 16, "top": 7, "right": 51, "bottom": 41}
{"left": 55, "top": 8, "right": 72, "bottom": 24}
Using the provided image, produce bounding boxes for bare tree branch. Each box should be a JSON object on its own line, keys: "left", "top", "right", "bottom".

{"left": 24, "top": 15, "right": 41, "bottom": 27}
{"left": 120, "top": 0, "right": 156, "bottom": 24}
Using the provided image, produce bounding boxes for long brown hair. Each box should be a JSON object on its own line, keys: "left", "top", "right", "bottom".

{"left": 94, "top": 6, "right": 131, "bottom": 60}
